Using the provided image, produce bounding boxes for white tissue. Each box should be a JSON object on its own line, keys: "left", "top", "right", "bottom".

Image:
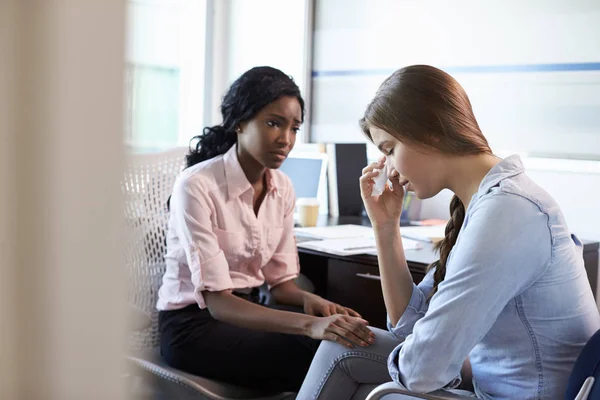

{"left": 371, "top": 164, "right": 389, "bottom": 197}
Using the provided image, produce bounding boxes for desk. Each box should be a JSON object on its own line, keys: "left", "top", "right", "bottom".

{"left": 298, "top": 216, "right": 600, "bottom": 330}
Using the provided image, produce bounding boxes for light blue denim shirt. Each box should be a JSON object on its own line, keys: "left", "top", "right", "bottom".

{"left": 387, "top": 155, "right": 600, "bottom": 399}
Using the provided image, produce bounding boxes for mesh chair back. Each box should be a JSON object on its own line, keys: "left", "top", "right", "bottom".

{"left": 123, "top": 148, "right": 187, "bottom": 351}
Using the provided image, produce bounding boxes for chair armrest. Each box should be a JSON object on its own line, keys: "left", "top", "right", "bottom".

{"left": 366, "top": 382, "right": 475, "bottom": 400}
{"left": 575, "top": 376, "right": 595, "bottom": 400}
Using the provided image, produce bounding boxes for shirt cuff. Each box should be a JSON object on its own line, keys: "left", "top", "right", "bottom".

{"left": 387, "top": 282, "right": 429, "bottom": 339}
{"left": 263, "top": 252, "right": 299, "bottom": 289}
{"left": 189, "top": 248, "right": 234, "bottom": 308}
{"left": 387, "top": 344, "right": 403, "bottom": 385}
{"left": 387, "top": 343, "right": 463, "bottom": 391}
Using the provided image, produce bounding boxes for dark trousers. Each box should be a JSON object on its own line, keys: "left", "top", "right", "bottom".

{"left": 158, "top": 296, "right": 320, "bottom": 393}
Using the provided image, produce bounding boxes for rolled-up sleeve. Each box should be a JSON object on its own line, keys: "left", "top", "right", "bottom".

{"left": 387, "top": 270, "right": 434, "bottom": 339}
{"left": 263, "top": 182, "right": 300, "bottom": 289}
{"left": 388, "top": 193, "right": 552, "bottom": 393}
{"left": 170, "top": 178, "right": 233, "bottom": 308}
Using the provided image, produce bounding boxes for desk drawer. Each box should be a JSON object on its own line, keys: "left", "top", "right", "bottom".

{"left": 326, "top": 259, "right": 428, "bottom": 329}
{"left": 327, "top": 259, "right": 387, "bottom": 329}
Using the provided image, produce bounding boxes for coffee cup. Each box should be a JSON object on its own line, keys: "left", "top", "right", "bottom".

{"left": 296, "top": 197, "right": 319, "bottom": 227}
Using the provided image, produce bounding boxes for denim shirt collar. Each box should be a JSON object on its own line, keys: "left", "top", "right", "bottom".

{"left": 471, "top": 155, "right": 525, "bottom": 205}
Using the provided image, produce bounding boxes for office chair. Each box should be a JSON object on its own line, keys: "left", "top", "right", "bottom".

{"left": 565, "top": 328, "right": 600, "bottom": 400}
{"left": 366, "top": 328, "right": 600, "bottom": 400}
{"left": 123, "top": 147, "right": 294, "bottom": 400}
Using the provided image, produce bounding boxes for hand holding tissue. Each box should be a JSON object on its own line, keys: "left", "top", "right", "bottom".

{"left": 371, "top": 164, "right": 389, "bottom": 197}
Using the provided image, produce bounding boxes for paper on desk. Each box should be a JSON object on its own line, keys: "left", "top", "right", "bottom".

{"left": 400, "top": 225, "right": 446, "bottom": 243}
{"left": 294, "top": 224, "right": 374, "bottom": 240}
{"left": 297, "top": 236, "right": 422, "bottom": 256}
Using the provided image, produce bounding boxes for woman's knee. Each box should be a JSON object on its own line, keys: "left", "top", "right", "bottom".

{"left": 315, "top": 327, "right": 401, "bottom": 359}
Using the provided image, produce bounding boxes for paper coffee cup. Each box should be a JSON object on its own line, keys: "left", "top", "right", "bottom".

{"left": 296, "top": 197, "right": 319, "bottom": 227}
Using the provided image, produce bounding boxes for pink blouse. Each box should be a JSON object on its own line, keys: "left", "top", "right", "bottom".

{"left": 157, "top": 145, "right": 299, "bottom": 310}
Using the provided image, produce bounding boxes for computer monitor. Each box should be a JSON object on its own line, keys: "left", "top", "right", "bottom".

{"left": 326, "top": 143, "right": 368, "bottom": 217}
{"left": 278, "top": 151, "right": 328, "bottom": 215}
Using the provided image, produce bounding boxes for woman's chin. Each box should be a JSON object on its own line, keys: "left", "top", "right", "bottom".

{"left": 265, "top": 159, "right": 285, "bottom": 169}
{"left": 407, "top": 183, "right": 426, "bottom": 199}
{"left": 411, "top": 186, "right": 442, "bottom": 200}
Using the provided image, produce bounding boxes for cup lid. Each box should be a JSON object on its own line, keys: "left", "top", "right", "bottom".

{"left": 296, "top": 197, "right": 319, "bottom": 206}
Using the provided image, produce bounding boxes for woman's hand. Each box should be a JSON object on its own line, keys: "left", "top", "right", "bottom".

{"left": 303, "top": 293, "right": 361, "bottom": 318}
{"left": 307, "top": 314, "right": 375, "bottom": 348}
{"left": 359, "top": 156, "right": 408, "bottom": 228}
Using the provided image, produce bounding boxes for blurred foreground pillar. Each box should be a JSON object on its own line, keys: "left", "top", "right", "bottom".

{"left": 0, "top": 1, "right": 128, "bottom": 398}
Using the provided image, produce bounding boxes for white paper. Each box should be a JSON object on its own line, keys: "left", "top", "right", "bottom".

{"left": 294, "top": 224, "right": 374, "bottom": 240}
{"left": 400, "top": 225, "right": 446, "bottom": 243}
{"left": 298, "top": 236, "right": 421, "bottom": 256}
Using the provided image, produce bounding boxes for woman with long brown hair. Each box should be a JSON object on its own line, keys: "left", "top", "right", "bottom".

{"left": 296, "top": 65, "right": 599, "bottom": 399}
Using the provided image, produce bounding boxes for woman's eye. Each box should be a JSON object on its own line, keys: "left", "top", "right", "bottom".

{"left": 292, "top": 127, "right": 300, "bottom": 133}
{"left": 386, "top": 148, "right": 394, "bottom": 156}
{"left": 267, "top": 120, "right": 279, "bottom": 128}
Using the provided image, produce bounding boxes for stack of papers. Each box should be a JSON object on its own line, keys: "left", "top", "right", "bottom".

{"left": 294, "top": 224, "right": 374, "bottom": 240}
{"left": 294, "top": 224, "right": 422, "bottom": 256}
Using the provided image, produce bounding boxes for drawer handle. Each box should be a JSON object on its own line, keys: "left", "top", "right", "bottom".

{"left": 355, "top": 272, "right": 381, "bottom": 281}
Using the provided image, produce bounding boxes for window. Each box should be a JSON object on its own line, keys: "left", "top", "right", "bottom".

{"left": 126, "top": 0, "right": 207, "bottom": 152}
{"left": 226, "top": 0, "right": 312, "bottom": 141}
{"left": 311, "top": 0, "right": 600, "bottom": 161}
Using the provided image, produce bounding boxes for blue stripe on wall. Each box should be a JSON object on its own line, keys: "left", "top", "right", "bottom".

{"left": 312, "top": 62, "right": 600, "bottom": 77}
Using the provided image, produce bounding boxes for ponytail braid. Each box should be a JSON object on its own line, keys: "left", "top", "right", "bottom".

{"left": 427, "top": 195, "right": 466, "bottom": 299}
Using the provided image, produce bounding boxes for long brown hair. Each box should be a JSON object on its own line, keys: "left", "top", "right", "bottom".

{"left": 360, "top": 65, "right": 492, "bottom": 298}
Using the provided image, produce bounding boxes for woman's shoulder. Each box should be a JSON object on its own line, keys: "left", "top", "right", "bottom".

{"left": 465, "top": 182, "right": 556, "bottom": 253}
{"left": 457, "top": 186, "right": 553, "bottom": 274}
{"left": 472, "top": 186, "right": 549, "bottom": 227}
{"left": 175, "top": 155, "right": 226, "bottom": 193}
{"left": 472, "top": 170, "right": 560, "bottom": 223}
{"left": 497, "top": 172, "right": 560, "bottom": 216}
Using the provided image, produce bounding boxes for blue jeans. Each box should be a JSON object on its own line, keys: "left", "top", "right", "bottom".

{"left": 296, "top": 327, "right": 400, "bottom": 400}
{"left": 297, "top": 327, "right": 477, "bottom": 400}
